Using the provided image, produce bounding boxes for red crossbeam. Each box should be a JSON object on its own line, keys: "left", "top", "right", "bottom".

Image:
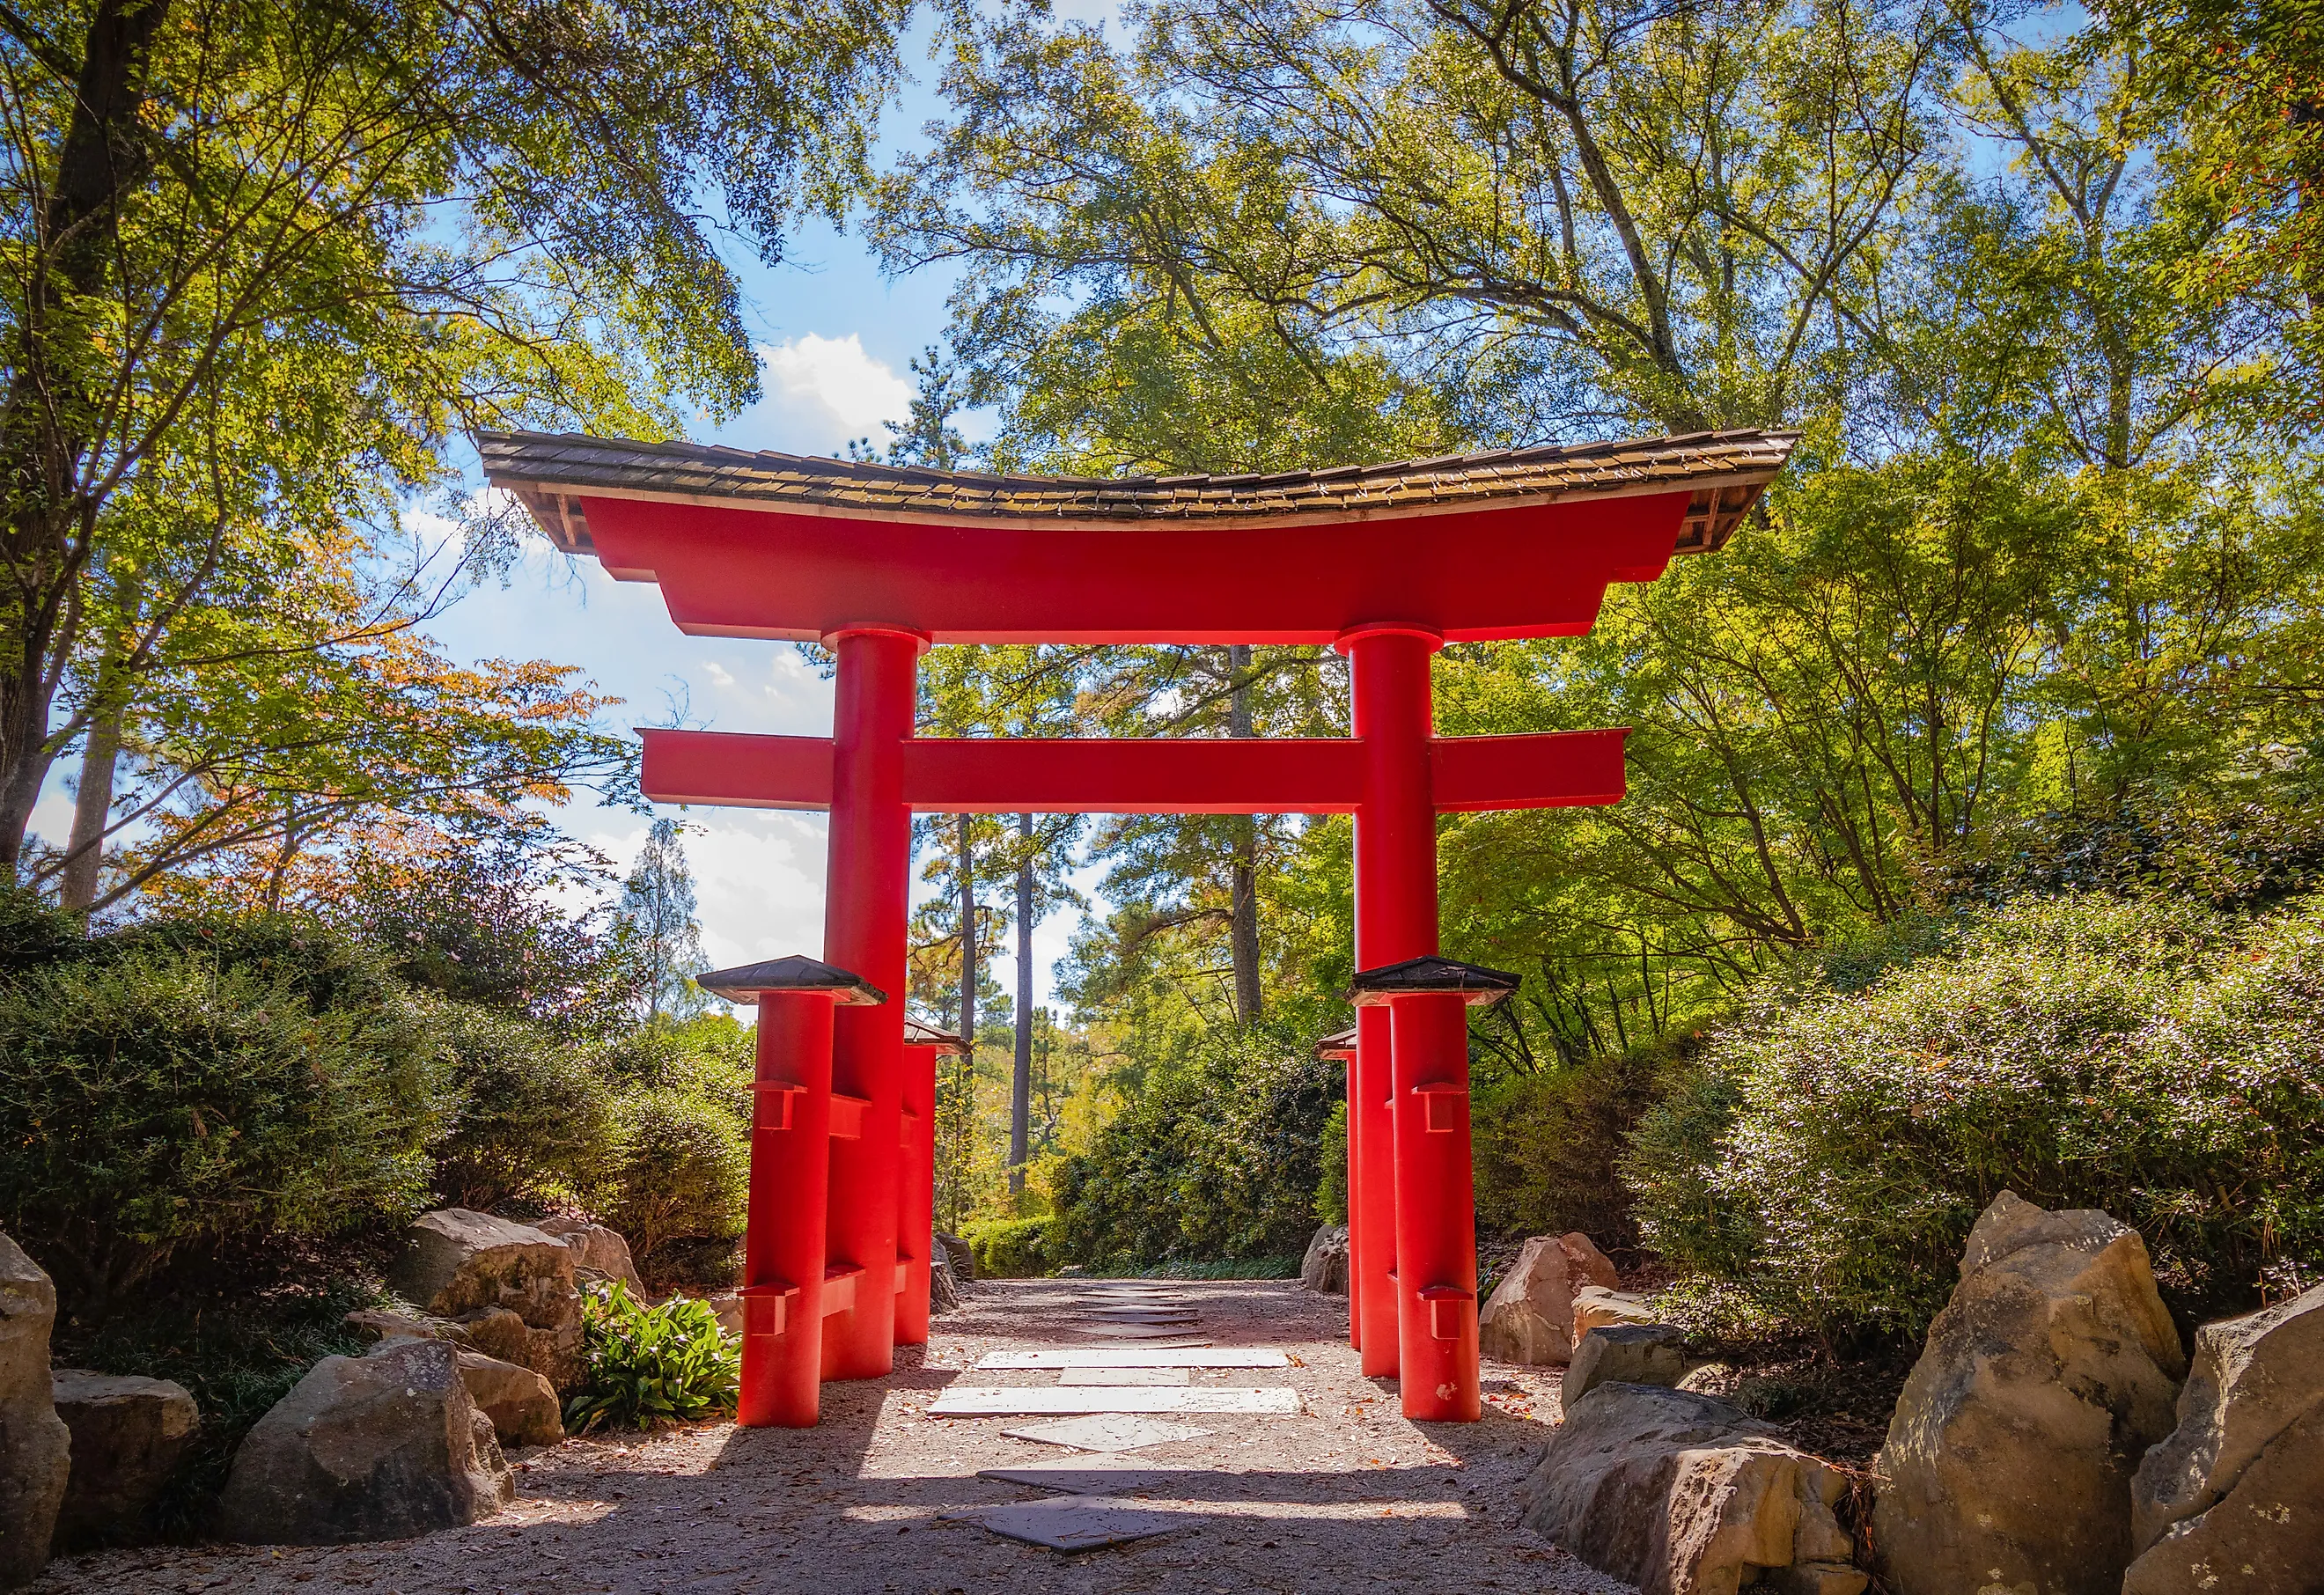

{"left": 640, "top": 727, "right": 1628, "bottom": 814}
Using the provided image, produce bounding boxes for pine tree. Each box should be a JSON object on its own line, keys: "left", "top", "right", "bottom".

{"left": 618, "top": 819, "right": 710, "bottom": 1021}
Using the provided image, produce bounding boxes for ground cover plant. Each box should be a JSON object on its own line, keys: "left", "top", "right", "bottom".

{"left": 563, "top": 1283, "right": 740, "bottom": 1433}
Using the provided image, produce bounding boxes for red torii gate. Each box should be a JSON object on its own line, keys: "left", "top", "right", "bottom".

{"left": 483, "top": 426, "right": 1793, "bottom": 1428}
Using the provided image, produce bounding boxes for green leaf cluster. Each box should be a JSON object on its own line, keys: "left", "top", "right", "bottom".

{"left": 563, "top": 1282, "right": 739, "bottom": 1435}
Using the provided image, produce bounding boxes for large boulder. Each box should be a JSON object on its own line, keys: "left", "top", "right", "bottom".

{"left": 2124, "top": 1280, "right": 2324, "bottom": 1595}
{"left": 930, "top": 1239, "right": 961, "bottom": 1314}
{"left": 1478, "top": 1232, "right": 1619, "bottom": 1365}
{"left": 49, "top": 1371, "right": 197, "bottom": 1546}
{"left": 387, "top": 1209, "right": 582, "bottom": 1390}
{"left": 1573, "top": 1286, "right": 1663, "bottom": 1339}
{"left": 1872, "top": 1191, "right": 2186, "bottom": 1595}
{"left": 534, "top": 1219, "right": 645, "bottom": 1297}
{"left": 936, "top": 1231, "right": 975, "bottom": 1281}
{"left": 1522, "top": 1382, "right": 1864, "bottom": 1595}
{"left": 452, "top": 1351, "right": 563, "bottom": 1449}
{"left": 0, "top": 1232, "right": 70, "bottom": 1589}
{"left": 1300, "top": 1225, "right": 1350, "bottom": 1295}
{"left": 218, "top": 1338, "right": 512, "bottom": 1546}
{"left": 1566, "top": 1324, "right": 1686, "bottom": 1408}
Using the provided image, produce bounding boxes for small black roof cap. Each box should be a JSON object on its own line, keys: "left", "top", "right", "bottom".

{"left": 1347, "top": 955, "right": 1521, "bottom": 1008}
{"left": 903, "top": 1018, "right": 969, "bottom": 1054}
{"left": 697, "top": 955, "right": 886, "bottom": 1004}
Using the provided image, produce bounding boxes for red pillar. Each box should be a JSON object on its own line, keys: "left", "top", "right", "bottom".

{"left": 1344, "top": 1061, "right": 1363, "bottom": 1350}
{"left": 820, "top": 626, "right": 922, "bottom": 1378}
{"left": 738, "top": 990, "right": 835, "bottom": 1427}
{"left": 1382, "top": 990, "right": 1481, "bottom": 1421}
{"left": 894, "top": 1040, "right": 938, "bottom": 1346}
{"left": 1341, "top": 624, "right": 1439, "bottom": 1380}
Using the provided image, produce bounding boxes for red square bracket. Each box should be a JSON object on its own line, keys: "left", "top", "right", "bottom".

{"left": 1408, "top": 1082, "right": 1468, "bottom": 1133}
{"left": 829, "top": 1093, "right": 871, "bottom": 1141}
{"left": 1417, "top": 1284, "right": 1474, "bottom": 1341}
{"left": 750, "top": 1080, "right": 807, "bottom": 1131}
{"left": 737, "top": 1279, "right": 799, "bottom": 1338}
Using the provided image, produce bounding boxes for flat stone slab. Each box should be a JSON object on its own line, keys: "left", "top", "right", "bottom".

{"left": 979, "top": 1349, "right": 1289, "bottom": 1370}
{"left": 1075, "top": 1311, "right": 1201, "bottom": 1323}
{"left": 1001, "top": 1415, "right": 1213, "bottom": 1452}
{"left": 1070, "top": 1324, "right": 1212, "bottom": 1340}
{"left": 946, "top": 1496, "right": 1185, "bottom": 1552}
{"left": 1059, "top": 1367, "right": 1192, "bottom": 1386}
{"left": 931, "top": 1386, "right": 1300, "bottom": 1416}
{"left": 976, "top": 1457, "right": 1195, "bottom": 1494}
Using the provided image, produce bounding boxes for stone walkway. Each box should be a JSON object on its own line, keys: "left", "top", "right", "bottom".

{"left": 37, "top": 1280, "right": 1633, "bottom": 1594}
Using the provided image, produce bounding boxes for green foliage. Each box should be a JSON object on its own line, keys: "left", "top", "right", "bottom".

{"left": 1045, "top": 1025, "right": 1338, "bottom": 1266}
{"left": 1627, "top": 894, "right": 2324, "bottom": 1336}
{"left": 601, "top": 1088, "right": 749, "bottom": 1284}
{"left": 1313, "top": 1099, "right": 1348, "bottom": 1226}
{"left": 563, "top": 1283, "right": 739, "bottom": 1433}
{"left": 430, "top": 1002, "right": 620, "bottom": 1213}
{"left": 1471, "top": 1040, "right": 1680, "bottom": 1249}
{"left": 964, "top": 1216, "right": 1053, "bottom": 1278}
{"left": 0, "top": 942, "right": 445, "bottom": 1312}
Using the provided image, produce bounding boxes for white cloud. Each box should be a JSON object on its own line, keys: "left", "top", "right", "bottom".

{"left": 596, "top": 811, "right": 831, "bottom": 974}
{"left": 704, "top": 661, "right": 735, "bottom": 688}
{"left": 748, "top": 334, "right": 913, "bottom": 455}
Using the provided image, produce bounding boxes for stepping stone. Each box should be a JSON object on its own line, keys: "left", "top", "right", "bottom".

{"left": 931, "top": 1386, "right": 1301, "bottom": 1416}
{"left": 977, "top": 1457, "right": 1194, "bottom": 1494}
{"left": 1003, "top": 1415, "right": 1211, "bottom": 1452}
{"left": 947, "top": 1496, "right": 1184, "bottom": 1552}
{"left": 1072, "top": 1323, "right": 1212, "bottom": 1340}
{"left": 1059, "top": 1367, "right": 1192, "bottom": 1386}
{"left": 980, "top": 1349, "right": 1290, "bottom": 1370}
{"left": 1076, "top": 1311, "right": 1200, "bottom": 1323}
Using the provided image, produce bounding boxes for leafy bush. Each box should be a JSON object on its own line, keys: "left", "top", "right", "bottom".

{"left": 602, "top": 1087, "right": 748, "bottom": 1284}
{"left": 965, "top": 1216, "right": 1052, "bottom": 1277}
{"left": 1626, "top": 893, "right": 2324, "bottom": 1335}
{"left": 430, "top": 1001, "right": 620, "bottom": 1211}
{"left": 0, "top": 946, "right": 445, "bottom": 1312}
{"left": 563, "top": 1282, "right": 739, "bottom": 1432}
{"left": 1313, "top": 1099, "right": 1348, "bottom": 1225}
{"left": 1471, "top": 1039, "right": 1677, "bottom": 1248}
{"left": 1045, "top": 1025, "right": 1339, "bottom": 1267}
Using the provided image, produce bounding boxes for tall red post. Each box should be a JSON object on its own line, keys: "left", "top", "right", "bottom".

{"left": 1342, "top": 624, "right": 1440, "bottom": 1381}
{"left": 894, "top": 1025, "right": 961, "bottom": 1346}
{"left": 1381, "top": 990, "right": 1482, "bottom": 1421}
{"left": 1344, "top": 1061, "right": 1364, "bottom": 1350}
{"left": 820, "top": 626, "right": 923, "bottom": 1378}
{"left": 736, "top": 989, "right": 836, "bottom": 1427}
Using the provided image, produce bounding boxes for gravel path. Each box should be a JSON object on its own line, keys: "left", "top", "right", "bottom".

{"left": 38, "top": 1279, "right": 1634, "bottom": 1595}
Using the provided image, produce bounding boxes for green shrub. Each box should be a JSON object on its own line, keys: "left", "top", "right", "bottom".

{"left": 603, "top": 1087, "right": 748, "bottom": 1283}
{"left": 0, "top": 947, "right": 445, "bottom": 1313}
{"left": 1626, "top": 893, "right": 2324, "bottom": 1335}
{"left": 563, "top": 1282, "right": 739, "bottom": 1432}
{"left": 1045, "top": 1025, "right": 1338, "bottom": 1267}
{"left": 430, "top": 1002, "right": 619, "bottom": 1211}
{"left": 1471, "top": 1040, "right": 1676, "bottom": 1247}
{"left": 1313, "top": 1099, "right": 1348, "bottom": 1225}
{"left": 965, "top": 1215, "right": 1052, "bottom": 1277}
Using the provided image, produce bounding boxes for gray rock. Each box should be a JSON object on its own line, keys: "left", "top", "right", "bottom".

{"left": 1872, "top": 1191, "right": 2186, "bottom": 1595}
{"left": 387, "top": 1209, "right": 582, "bottom": 1390}
{"left": 50, "top": 1370, "right": 197, "bottom": 1546}
{"left": 1299, "top": 1225, "right": 1350, "bottom": 1295}
{"left": 218, "top": 1338, "right": 511, "bottom": 1546}
{"left": 450, "top": 1350, "right": 563, "bottom": 1449}
{"left": 931, "top": 1239, "right": 962, "bottom": 1313}
{"left": 937, "top": 1231, "right": 975, "bottom": 1281}
{"left": 0, "top": 1232, "right": 70, "bottom": 1588}
{"left": 1478, "top": 1233, "right": 1619, "bottom": 1365}
{"left": 534, "top": 1219, "right": 645, "bottom": 1296}
{"left": 342, "top": 1308, "right": 440, "bottom": 1345}
{"left": 1566, "top": 1324, "right": 1686, "bottom": 1407}
{"left": 1571, "top": 1285, "right": 1662, "bottom": 1340}
{"left": 2123, "top": 1280, "right": 2324, "bottom": 1595}
{"left": 1521, "top": 1382, "right": 1864, "bottom": 1595}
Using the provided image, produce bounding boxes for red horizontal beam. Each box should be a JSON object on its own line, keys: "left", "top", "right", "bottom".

{"left": 642, "top": 727, "right": 1626, "bottom": 814}
{"left": 586, "top": 490, "right": 1691, "bottom": 646}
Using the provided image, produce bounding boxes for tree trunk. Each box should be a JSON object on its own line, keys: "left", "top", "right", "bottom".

{"left": 956, "top": 812, "right": 976, "bottom": 1049}
{"left": 58, "top": 702, "right": 121, "bottom": 913}
{"left": 1010, "top": 813, "right": 1033, "bottom": 1194}
{"left": 1226, "top": 644, "right": 1262, "bottom": 1022}
{"left": 0, "top": 0, "right": 173, "bottom": 873}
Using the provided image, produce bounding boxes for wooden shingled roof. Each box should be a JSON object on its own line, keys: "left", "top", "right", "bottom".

{"left": 479, "top": 427, "right": 1795, "bottom": 556}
